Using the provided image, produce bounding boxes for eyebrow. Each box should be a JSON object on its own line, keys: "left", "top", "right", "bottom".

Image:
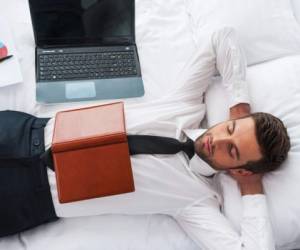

{"left": 232, "top": 120, "right": 240, "bottom": 161}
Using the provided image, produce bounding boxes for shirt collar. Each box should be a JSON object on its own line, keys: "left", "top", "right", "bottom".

{"left": 183, "top": 129, "right": 207, "bottom": 141}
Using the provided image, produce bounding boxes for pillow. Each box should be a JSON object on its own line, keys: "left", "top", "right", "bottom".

{"left": 205, "top": 55, "right": 300, "bottom": 249}
{"left": 185, "top": 0, "right": 300, "bottom": 65}
{"left": 291, "top": 0, "right": 300, "bottom": 23}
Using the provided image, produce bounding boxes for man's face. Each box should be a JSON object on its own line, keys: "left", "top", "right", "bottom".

{"left": 194, "top": 117, "right": 263, "bottom": 171}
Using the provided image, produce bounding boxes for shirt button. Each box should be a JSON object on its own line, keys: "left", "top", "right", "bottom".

{"left": 33, "top": 139, "right": 40, "bottom": 146}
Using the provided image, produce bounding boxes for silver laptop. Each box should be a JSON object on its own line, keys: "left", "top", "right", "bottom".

{"left": 28, "top": 0, "right": 144, "bottom": 103}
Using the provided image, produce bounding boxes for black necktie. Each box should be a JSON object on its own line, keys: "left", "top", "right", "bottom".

{"left": 42, "top": 135, "right": 195, "bottom": 171}
{"left": 127, "top": 135, "right": 195, "bottom": 159}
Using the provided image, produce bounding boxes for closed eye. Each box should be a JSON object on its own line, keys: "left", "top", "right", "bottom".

{"left": 227, "top": 122, "right": 234, "bottom": 135}
{"left": 227, "top": 120, "right": 240, "bottom": 160}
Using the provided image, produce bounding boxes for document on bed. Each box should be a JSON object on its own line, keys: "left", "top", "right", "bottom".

{"left": 0, "top": 17, "right": 23, "bottom": 87}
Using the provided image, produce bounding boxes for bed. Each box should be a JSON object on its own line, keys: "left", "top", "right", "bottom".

{"left": 1, "top": 0, "right": 300, "bottom": 249}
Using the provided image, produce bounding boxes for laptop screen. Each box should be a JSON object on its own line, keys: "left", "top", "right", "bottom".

{"left": 29, "top": 0, "right": 135, "bottom": 47}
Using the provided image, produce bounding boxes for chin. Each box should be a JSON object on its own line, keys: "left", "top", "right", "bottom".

{"left": 195, "top": 145, "right": 213, "bottom": 166}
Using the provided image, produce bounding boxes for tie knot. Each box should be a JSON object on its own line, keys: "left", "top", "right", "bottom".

{"left": 182, "top": 138, "right": 195, "bottom": 159}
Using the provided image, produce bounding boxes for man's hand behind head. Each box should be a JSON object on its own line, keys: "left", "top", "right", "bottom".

{"left": 229, "top": 170, "right": 264, "bottom": 196}
{"left": 230, "top": 103, "right": 251, "bottom": 120}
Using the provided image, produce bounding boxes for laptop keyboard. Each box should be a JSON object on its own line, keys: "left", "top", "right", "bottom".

{"left": 38, "top": 50, "right": 138, "bottom": 82}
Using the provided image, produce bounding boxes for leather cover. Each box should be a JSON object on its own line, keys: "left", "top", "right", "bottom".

{"left": 51, "top": 102, "right": 134, "bottom": 203}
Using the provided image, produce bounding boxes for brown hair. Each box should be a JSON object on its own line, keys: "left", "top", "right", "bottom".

{"left": 241, "top": 112, "right": 291, "bottom": 173}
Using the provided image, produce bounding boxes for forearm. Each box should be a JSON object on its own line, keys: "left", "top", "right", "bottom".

{"left": 240, "top": 195, "right": 275, "bottom": 250}
{"left": 212, "top": 27, "right": 250, "bottom": 108}
{"left": 238, "top": 180, "right": 274, "bottom": 249}
{"left": 175, "top": 195, "right": 275, "bottom": 250}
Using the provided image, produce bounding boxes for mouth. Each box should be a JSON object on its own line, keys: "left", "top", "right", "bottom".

{"left": 203, "top": 136, "right": 212, "bottom": 156}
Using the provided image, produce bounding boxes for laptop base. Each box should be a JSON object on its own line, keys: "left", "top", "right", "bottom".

{"left": 36, "top": 77, "right": 144, "bottom": 104}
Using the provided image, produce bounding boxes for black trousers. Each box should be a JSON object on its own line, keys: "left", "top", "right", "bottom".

{"left": 0, "top": 110, "right": 58, "bottom": 237}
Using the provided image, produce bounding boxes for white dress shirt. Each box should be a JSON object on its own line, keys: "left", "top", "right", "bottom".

{"left": 44, "top": 27, "right": 274, "bottom": 250}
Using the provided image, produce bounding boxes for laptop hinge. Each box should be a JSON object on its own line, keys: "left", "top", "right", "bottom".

{"left": 38, "top": 38, "right": 134, "bottom": 50}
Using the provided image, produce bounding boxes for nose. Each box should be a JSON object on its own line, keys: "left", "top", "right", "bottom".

{"left": 212, "top": 136, "right": 233, "bottom": 153}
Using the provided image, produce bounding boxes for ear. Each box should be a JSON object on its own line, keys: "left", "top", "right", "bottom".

{"left": 229, "top": 168, "right": 253, "bottom": 176}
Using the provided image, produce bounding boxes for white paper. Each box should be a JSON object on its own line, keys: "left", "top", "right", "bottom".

{"left": 0, "top": 17, "right": 23, "bottom": 87}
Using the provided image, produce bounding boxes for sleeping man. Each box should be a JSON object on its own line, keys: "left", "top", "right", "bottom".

{"left": 0, "top": 27, "right": 290, "bottom": 250}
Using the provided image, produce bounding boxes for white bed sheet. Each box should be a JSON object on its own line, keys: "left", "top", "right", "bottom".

{"left": 0, "top": 0, "right": 200, "bottom": 249}
{"left": 1, "top": 215, "right": 199, "bottom": 250}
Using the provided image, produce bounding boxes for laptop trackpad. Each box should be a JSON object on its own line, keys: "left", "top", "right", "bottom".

{"left": 65, "top": 82, "right": 96, "bottom": 99}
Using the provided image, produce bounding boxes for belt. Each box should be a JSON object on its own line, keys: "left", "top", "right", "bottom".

{"left": 30, "top": 117, "right": 51, "bottom": 189}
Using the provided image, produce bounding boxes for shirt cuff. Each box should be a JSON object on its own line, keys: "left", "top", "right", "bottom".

{"left": 226, "top": 80, "right": 251, "bottom": 108}
{"left": 242, "top": 194, "right": 269, "bottom": 218}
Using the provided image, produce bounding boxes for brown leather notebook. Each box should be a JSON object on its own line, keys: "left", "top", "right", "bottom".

{"left": 51, "top": 102, "right": 135, "bottom": 203}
